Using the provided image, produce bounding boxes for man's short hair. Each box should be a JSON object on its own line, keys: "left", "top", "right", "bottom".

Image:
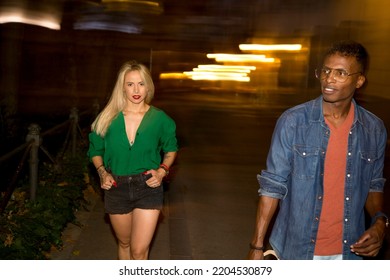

{"left": 323, "top": 40, "right": 369, "bottom": 73}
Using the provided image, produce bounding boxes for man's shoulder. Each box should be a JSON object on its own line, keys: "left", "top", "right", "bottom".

{"left": 356, "top": 102, "right": 382, "bottom": 120}
{"left": 355, "top": 103, "right": 386, "bottom": 130}
{"left": 282, "top": 97, "right": 319, "bottom": 117}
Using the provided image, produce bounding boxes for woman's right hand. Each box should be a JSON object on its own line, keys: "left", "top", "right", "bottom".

{"left": 100, "top": 172, "right": 116, "bottom": 190}
{"left": 97, "top": 167, "right": 116, "bottom": 190}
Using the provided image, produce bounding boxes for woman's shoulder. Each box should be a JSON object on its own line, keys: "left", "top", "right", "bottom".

{"left": 150, "top": 106, "right": 170, "bottom": 117}
{"left": 149, "top": 106, "right": 176, "bottom": 124}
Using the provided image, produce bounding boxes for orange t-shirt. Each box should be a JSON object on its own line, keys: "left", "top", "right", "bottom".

{"left": 314, "top": 103, "right": 354, "bottom": 255}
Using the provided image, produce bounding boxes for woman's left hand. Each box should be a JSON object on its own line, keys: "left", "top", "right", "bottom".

{"left": 145, "top": 169, "right": 165, "bottom": 188}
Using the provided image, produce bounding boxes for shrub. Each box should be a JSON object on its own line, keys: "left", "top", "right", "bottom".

{"left": 0, "top": 151, "right": 91, "bottom": 259}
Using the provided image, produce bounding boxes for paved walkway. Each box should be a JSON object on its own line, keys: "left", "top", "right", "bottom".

{"left": 49, "top": 162, "right": 259, "bottom": 260}
{"left": 50, "top": 181, "right": 182, "bottom": 260}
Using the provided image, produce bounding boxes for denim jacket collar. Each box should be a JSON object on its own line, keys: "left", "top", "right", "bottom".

{"left": 309, "top": 96, "right": 362, "bottom": 127}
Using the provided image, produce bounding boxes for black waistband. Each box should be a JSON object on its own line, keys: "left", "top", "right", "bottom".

{"left": 111, "top": 172, "right": 151, "bottom": 184}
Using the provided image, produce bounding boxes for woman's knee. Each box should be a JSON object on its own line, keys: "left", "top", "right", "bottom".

{"left": 131, "top": 247, "right": 149, "bottom": 260}
{"left": 117, "top": 239, "right": 131, "bottom": 249}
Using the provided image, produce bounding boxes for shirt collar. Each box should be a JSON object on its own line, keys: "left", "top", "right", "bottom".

{"left": 309, "top": 95, "right": 360, "bottom": 126}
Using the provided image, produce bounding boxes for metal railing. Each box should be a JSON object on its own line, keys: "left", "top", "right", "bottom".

{"left": 0, "top": 104, "right": 99, "bottom": 213}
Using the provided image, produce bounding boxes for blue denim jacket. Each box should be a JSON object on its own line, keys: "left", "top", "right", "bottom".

{"left": 258, "top": 96, "right": 387, "bottom": 260}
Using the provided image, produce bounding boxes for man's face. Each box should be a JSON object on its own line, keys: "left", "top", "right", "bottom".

{"left": 320, "top": 53, "right": 365, "bottom": 104}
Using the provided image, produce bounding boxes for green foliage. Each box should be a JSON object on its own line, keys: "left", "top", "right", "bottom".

{"left": 0, "top": 151, "right": 91, "bottom": 259}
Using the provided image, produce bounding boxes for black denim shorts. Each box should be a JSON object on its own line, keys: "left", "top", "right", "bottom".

{"left": 104, "top": 172, "right": 163, "bottom": 214}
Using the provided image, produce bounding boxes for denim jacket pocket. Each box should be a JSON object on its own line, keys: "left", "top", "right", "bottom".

{"left": 359, "top": 151, "right": 379, "bottom": 185}
{"left": 292, "top": 145, "right": 320, "bottom": 179}
{"left": 359, "top": 151, "right": 378, "bottom": 164}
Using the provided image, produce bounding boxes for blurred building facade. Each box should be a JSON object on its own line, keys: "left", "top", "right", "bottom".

{"left": 0, "top": 0, "right": 389, "bottom": 123}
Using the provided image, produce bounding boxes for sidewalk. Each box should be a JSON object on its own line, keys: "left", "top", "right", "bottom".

{"left": 49, "top": 187, "right": 117, "bottom": 260}
{"left": 49, "top": 171, "right": 191, "bottom": 260}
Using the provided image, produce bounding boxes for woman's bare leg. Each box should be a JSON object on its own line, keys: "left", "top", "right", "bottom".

{"left": 109, "top": 209, "right": 160, "bottom": 260}
{"left": 109, "top": 212, "right": 133, "bottom": 259}
{"left": 130, "top": 208, "right": 160, "bottom": 260}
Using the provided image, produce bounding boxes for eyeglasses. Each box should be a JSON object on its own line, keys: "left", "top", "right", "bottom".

{"left": 315, "top": 67, "right": 361, "bottom": 83}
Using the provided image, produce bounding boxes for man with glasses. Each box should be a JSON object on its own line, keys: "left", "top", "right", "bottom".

{"left": 248, "top": 40, "right": 388, "bottom": 260}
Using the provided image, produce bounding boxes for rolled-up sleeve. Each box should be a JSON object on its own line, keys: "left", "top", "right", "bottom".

{"left": 87, "top": 131, "right": 105, "bottom": 160}
{"left": 161, "top": 117, "right": 178, "bottom": 153}
{"left": 257, "top": 112, "right": 293, "bottom": 200}
{"left": 258, "top": 172, "right": 288, "bottom": 199}
{"left": 369, "top": 126, "right": 387, "bottom": 192}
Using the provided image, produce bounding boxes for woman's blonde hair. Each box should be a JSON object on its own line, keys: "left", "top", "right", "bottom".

{"left": 91, "top": 60, "right": 154, "bottom": 136}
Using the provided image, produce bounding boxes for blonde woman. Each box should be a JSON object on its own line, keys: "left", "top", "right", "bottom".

{"left": 88, "top": 60, "right": 178, "bottom": 260}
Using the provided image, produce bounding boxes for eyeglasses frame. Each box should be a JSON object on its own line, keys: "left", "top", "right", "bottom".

{"left": 315, "top": 67, "right": 362, "bottom": 83}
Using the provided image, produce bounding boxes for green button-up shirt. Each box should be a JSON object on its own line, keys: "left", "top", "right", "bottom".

{"left": 88, "top": 106, "right": 178, "bottom": 175}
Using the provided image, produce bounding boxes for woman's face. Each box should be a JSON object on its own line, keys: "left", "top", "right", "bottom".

{"left": 123, "top": 70, "right": 148, "bottom": 104}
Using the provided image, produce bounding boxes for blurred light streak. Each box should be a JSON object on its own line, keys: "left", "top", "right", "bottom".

{"left": 207, "top": 53, "right": 276, "bottom": 63}
{"left": 102, "top": 0, "right": 161, "bottom": 7}
{"left": 160, "top": 67, "right": 253, "bottom": 82}
{"left": 160, "top": 63, "right": 256, "bottom": 82}
{"left": 159, "top": 73, "right": 189, "bottom": 79}
{"left": 73, "top": 21, "right": 141, "bottom": 33}
{"left": 239, "top": 44, "right": 302, "bottom": 51}
{"left": 184, "top": 70, "right": 251, "bottom": 82}
{"left": 102, "top": 0, "right": 163, "bottom": 14}
{"left": 0, "top": 8, "right": 60, "bottom": 30}
{"left": 196, "top": 64, "right": 256, "bottom": 72}
{"left": 185, "top": 74, "right": 250, "bottom": 82}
